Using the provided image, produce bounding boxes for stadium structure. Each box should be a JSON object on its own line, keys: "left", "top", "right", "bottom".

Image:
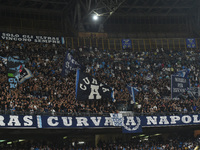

{"left": 0, "top": 0, "right": 200, "bottom": 149}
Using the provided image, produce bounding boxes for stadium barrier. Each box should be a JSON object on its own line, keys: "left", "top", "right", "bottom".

{"left": 65, "top": 37, "right": 199, "bottom": 51}
{"left": 0, "top": 114, "right": 200, "bottom": 133}
{"left": 0, "top": 110, "right": 200, "bottom": 117}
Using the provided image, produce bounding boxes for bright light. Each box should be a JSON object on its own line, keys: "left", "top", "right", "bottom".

{"left": 154, "top": 133, "right": 161, "bottom": 136}
{"left": 93, "top": 15, "right": 98, "bottom": 21}
{"left": 78, "top": 141, "right": 85, "bottom": 145}
{"left": 19, "top": 139, "right": 25, "bottom": 142}
{"left": 139, "top": 134, "right": 145, "bottom": 137}
{"left": 7, "top": 142, "right": 12, "bottom": 145}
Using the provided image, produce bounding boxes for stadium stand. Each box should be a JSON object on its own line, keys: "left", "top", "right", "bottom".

{"left": 0, "top": 134, "right": 199, "bottom": 149}
{"left": 0, "top": 39, "right": 200, "bottom": 116}
{"left": 1, "top": 0, "right": 200, "bottom": 149}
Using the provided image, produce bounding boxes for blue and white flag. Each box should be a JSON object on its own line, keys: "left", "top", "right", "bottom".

{"left": 15, "top": 67, "right": 33, "bottom": 84}
{"left": 6, "top": 56, "right": 27, "bottom": 89}
{"left": 187, "top": 87, "right": 200, "bottom": 99}
{"left": 76, "top": 69, "right": 115, "bottom": 101}
{"left": 173, "top": 69, "right": 190, "bottom": 78}
{"left": 7, "top": 56, "right": 26, "bottom": 64}
{"left": 127, "top": 85, "right": 139, "bottom": 103}
{"left": 110, "top": 113, "right": 123, "bottom": 126}
{"left": 171, "top": 75, "right": 190, "bottom": 99}
{"left": 122, "top": 116, "right": 142, "bottom": 133}
{"left": 61, "top": 51, "right": 82, "bottom": 77}
{"left": 121, "top": 39, "right": 132, "bottom": 49}
{"left": 0, "top": 56, "right": 7, "bottom": 66}
{"left": 7, "top": 56, "right": 26, "bottom": 74}
{"left": 186, "top": 38, "right": 196, "bottom": 48}
{"left": 8, "top": 77, "right": 18, "bottom": 89}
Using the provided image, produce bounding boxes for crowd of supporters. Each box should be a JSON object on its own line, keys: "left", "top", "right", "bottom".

{"left": 1, "top": 135, "right": 199, "bottom": 149}
{"left": 0, "top": 40, "right": 200, "bottom": 115}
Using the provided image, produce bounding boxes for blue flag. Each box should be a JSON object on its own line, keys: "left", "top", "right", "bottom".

{"left": 15, "top": 67, "right": 33, "bottom": 84}
{"left": 6, "top": 56, "right": 27, "bottom": 89}
{"left": 122, "top": 116, "right": 142, "bottom": 133}
{"left": 121, "top": 39, "right": 132, "bottom": 49}
{"left": 76, "top": 69, "right": 115, "bottom": 101}
{"left": 0, "top": 56, "right": 7, "bottom": 66}
{"left": 127, "top": 85, "right": 139, "bottom": 103}
{"left": 110, "top": 113, "right": 123, "bottom": 126}
{"left": 186, "top": 38, "right": 196, "bottom": 48}
{"left": 173, "top": 69, "right": 190, "bottom": 78}
{"left": 171, "top": 75, "right": 190, "bottom": 99}
{"left": 61, "top": 51, "right": 82, "bottom": 77}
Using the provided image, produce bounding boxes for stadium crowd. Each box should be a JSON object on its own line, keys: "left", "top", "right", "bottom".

{"left": 1, "top": 135, "right": 199, "bottom": 149}
{"left": 0, "top": 40, "right": 200, "bottom": 115}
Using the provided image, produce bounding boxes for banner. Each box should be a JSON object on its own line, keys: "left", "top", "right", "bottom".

{"left": 173, "top": 69, "right": 190, "bottom": 78}
{"left": 171, "top": 75, "right": 190, "bottom": 99}
{"left": 41, "top": 116, "right": 113, "bottom": 128}
{"left": 110, "top": 113, "right": 123, "bottom": 126}
{"left": 41, "top": 114, "right": 200, "bottom": 133}
{"left": 6, "top": 56, "right": 33, "bottom": 87}
{"left": 187, "top": 87, "right": 200, "bottom": 99}
{"left": 141, "top": 114, "right": 200, "bottom": 127}
{"left": 8, "top": 77, "right": 18, "bottom": 89}
{"left": 7, "top": 56, "right": 25, "bottom": 89}
{"left": 61, "top": 51, "right": 81, "bottom": 77}
{"left": 122, "top": 116, "right": 142, "bottom": 133}
{"left": 15, "top": 67, "right": 33, "bottom": 84}
{"left": 0, "top": 56, "right": 7, "bottom": 66}
{"left": 41, "top": 115, "right": 142, "bottom": 134}
{"left": 0, "top": 32, "right": 65, "bottom": 44}
{"left": 7, "top": 56, "right": 25, "bottom": 74}
{"left": 75, "top": 69, "right": 115, "bottom": 101}
{"left": 121, "top": 39, "right": 132, "bottom": 50}
{"left": 0, "top": 115, "right": 37, "bottom": 128}
{"left": 186, "top": 38, "right": 196, "bottom": 48}
{"left": 0, "top": 114, "right": 200, "bottom": 134}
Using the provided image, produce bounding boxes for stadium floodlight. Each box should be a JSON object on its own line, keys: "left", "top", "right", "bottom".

{"left": 93, "top": 15, "right": 98, "bottom": 21}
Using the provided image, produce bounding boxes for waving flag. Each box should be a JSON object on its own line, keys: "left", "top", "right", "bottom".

{"left": 127, "top": 85, "right": 139, "bottom": 103}
{"left": 171, "top": 69, "right": 190, "bottom": 99}
{"left": 61, "top": 51, "right": 82, "bottom": 77}
{"left": 6, "top": 56, "right": 26, "bottom": 89}
{"left": 7, "top": 56, "right": 26, "bottom": 74}
{"left": 0, "top": 56, "right": 7, "bottom": 66}
{"left": 110, "top": 113, "right": 123, "bottom": 126}
{"left": 15, "top": 67, "right": 33, "bottom": 84}
{"left": 173, "top": 69, "right": 190, "bottom": 78}
{"left": 75, "top": 69, "right": 115, "bottom": 101}
{"left": 171, "top": 75, "right": 190, "bottom": 99}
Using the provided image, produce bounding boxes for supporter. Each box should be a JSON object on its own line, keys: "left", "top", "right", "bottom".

{"left": 0, "top": 135, "right": 199, "bottom": 149}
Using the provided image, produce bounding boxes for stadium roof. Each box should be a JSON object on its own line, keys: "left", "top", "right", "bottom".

{"left": 0, "top": 0, "right": 199, "bottom": 33}
{"left": 0, "top": 0, "right": 197, "bottom": 15}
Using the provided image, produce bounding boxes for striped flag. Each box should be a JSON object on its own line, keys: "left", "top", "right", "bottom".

{"left": 127, "top": 85, "right": 139, "bottom": 103}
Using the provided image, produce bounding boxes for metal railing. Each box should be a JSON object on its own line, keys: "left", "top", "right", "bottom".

{"left": 0, "top": 109, "right": 199, "bottom": 117}
{"left": 65, "top": 37, "right": 199, "bottom": 51}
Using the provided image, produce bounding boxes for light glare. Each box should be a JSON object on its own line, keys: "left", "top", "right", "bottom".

{"left": 93, "top": 15, "right": 98, "bottom": 20}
